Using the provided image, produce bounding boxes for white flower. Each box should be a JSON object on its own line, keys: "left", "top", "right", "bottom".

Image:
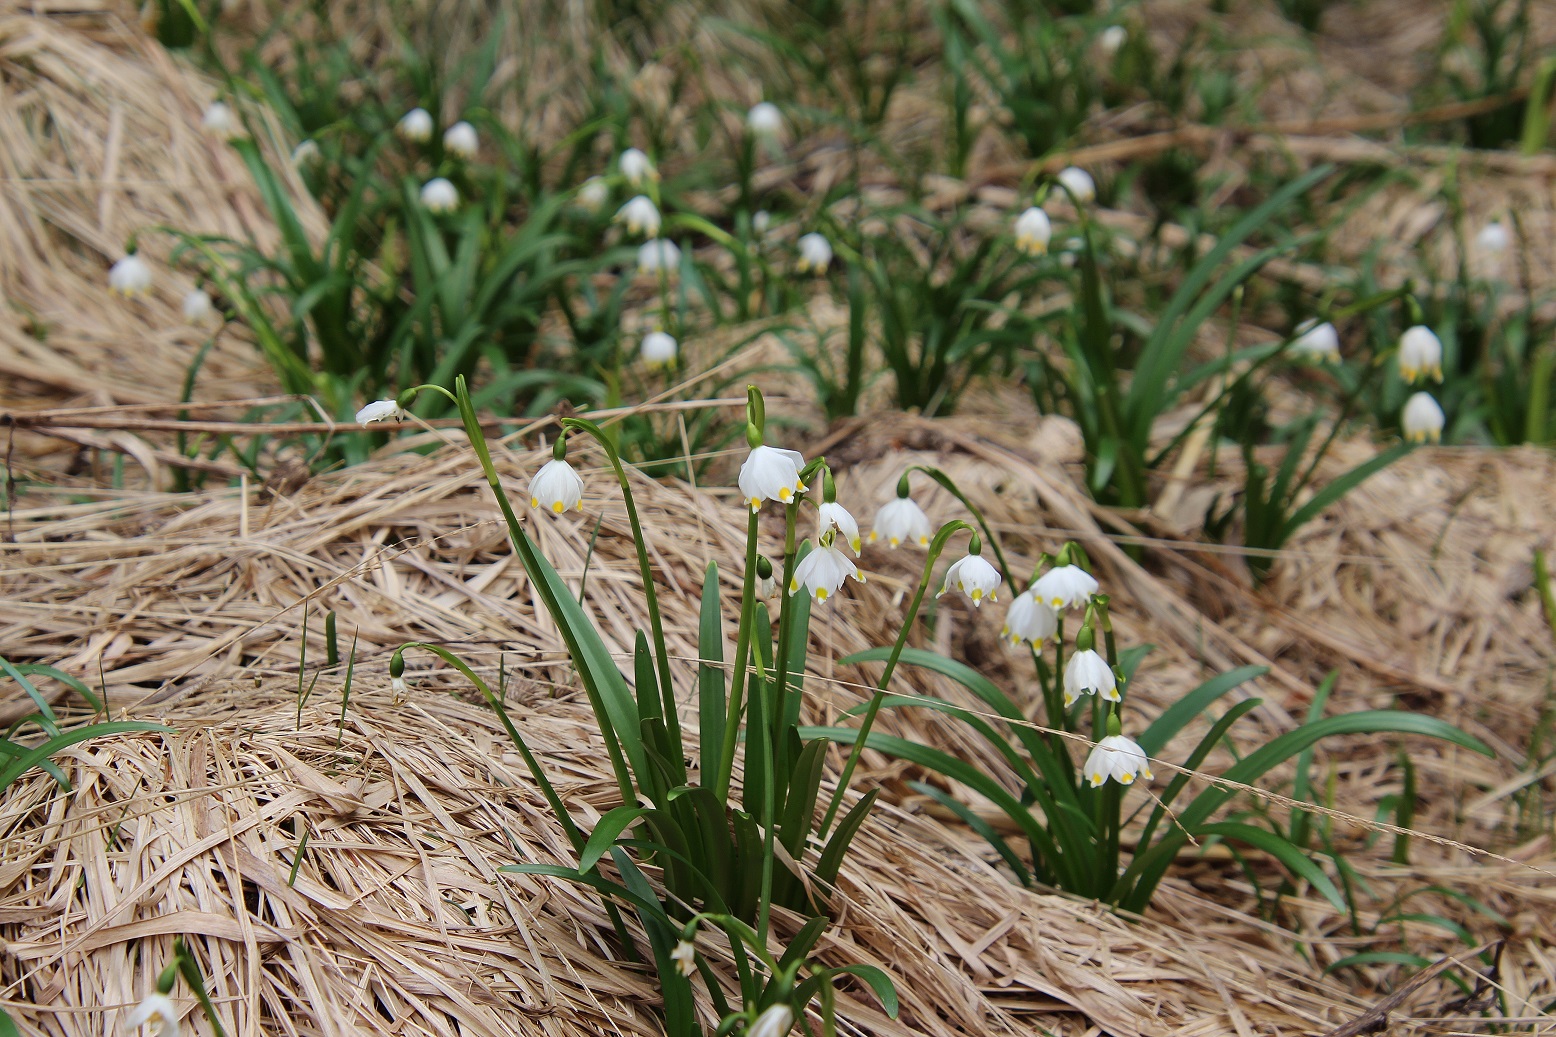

{"left": 443, "top": 120, "right": 479, "bottom": 158}
{"left": 747, "top": 101, "right": 782, "bottom": 137}
{"left": 615, "top": 195, "right": 662, "bottom": 238}
{"left": 1083, "top": 734, "right": 1152, "bottom": 787}
{"left": 755, "top": 558, "right": 779, "bottom": 598}
{"left": 1057, "top": 167, "right": 1096, "bottom": 204}
{"left": 108, "top": 255, "right": 152, "bottom": 298}
{"left": 1032, "top": 564, "right": 1097, "bottom": 610}
{"left": 670, "top": 939, "right": 696, "bottom": 977}
{"left": 126, "top": 993, "right": 181, "bottom": 1037}
{"left": 181, "top": 288, "right": 214, "bottom": 324}
{"left": 397, "top": 107, "right": 434, "bottom": 143}
{"left": 1476, "top": 220, "right": 1511, "bottom": 253}
{"left": 938, "top": 553, "right": 1001, "bottom": 607}
{"left": 747, "top": 1004, "right": 795, "bottom": 1037}
{"left": 796, "top": 232, "right": 832, "bottom": 274}
{"left": 869, "top": 496, "right": 931, "bottom": 549}
{"left": 1291, "top": 319, "right": 1339, "bottom": 359}
{"left": 529, "top": 458, "right": 585, "bottom": 514}
{"left": 1402, "top": 391, "right": 1445, "bottom": 444}
{"left": 1098, "top": 24, "right": 1127, "bottom": 57}
{"left": 291, "top": 139, "right": 321, "bottom": 167}
{"left": 790, "top": 542, "right": 862, "bottom": 603}
{"left": 1013, "top": 206, "right": 1052, "bottom": 257}
{"left": 420, "top": 178, "right": 459, "bottom": 212}
{"left": 1002, "top": 590, "right": 1058, "bottom": 648}
{"left": 390, "top": 675, "right": 408, "bottom": 704}
{"left": 1063, "top": 648, "right": 1118, "bottom": 706}
{"left": 637, "top": 239, "right": 681, "bottom": 274}
{"left": 577, "top": 176, "right": 610, "bottom": 212}
{"left": 356, "top": 399, "right": 403, "bottom": 425}
{"left": 202, "top": 101, "right": 237, "bottom": 138}
{"left": 738, "top": 445, "right": 807, "bottom": 512}
{"left": 751, "top": 210, "right": 771, "bottom": 236}
{"left": 817, "top": 501, "right": 862, "bottom": 554}
{"left": 1398, "top": 325, "right": 1443, "bottom": 382}
{"left": 619, "top": 148, "right": 657, "bottom": 186}
{"left": 640, "top": 330, "right": 677, "bottom": 367}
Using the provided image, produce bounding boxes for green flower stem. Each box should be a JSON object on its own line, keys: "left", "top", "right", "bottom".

{"left": 819, "top": 520, "right": 970, "bottom": 837}
{"left": 713, "top": 509, "right": 762, "bottom": 802}
{"left": 562, "top": 416, "right": 683, "bottom": 780}
{"left": 771, "top": 499, "right": 802, "bottom": 738}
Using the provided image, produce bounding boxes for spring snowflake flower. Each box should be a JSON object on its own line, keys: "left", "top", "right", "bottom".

{"left": 637, "top": 239, "right": 681, "bottom": 274}
{"left": 1057, "top": 167, "right": 1096, "bottom": 204}
{"left": 747, "top": 101, "right": 782, "bottom": 137}
{"left": 1398, "top": 325, "right": 1443, "bottom": 383}
{"left": 748, "top": 1004, "right": 795, "bottom": 1037}
{"left": 356, "top": 399, "right": 403, "bottom": 425}
{"left": 817, "top": 501, "right": 862, "bottom": 554}
{"left": 1032, "top": 564, "right": 1097, "bottom": 610}
{"left": 619, "top": 148, "right": 657, "bottom": 186}
{"left": 109, "top": 255, "right": 152, "bottom": 298}
{"left": 1084, "top": 734, "right": 1152, "bottom": 787}
{"left": 869, "top": 496, "right": 931, "bottom": 549}
{"left": 1063, "top": 648, "right": 1118, "bottom": 706}
{"left": 182, "top": 288, "right": 214, "bottom": 324}
{"left": 126, "top": 993, "right": 181, "bottom": 1037}
{"left": 443, "top": 120, "right": 479, "bottom": 158}
{"left": 1402, "top": 391, "right": 1445, "bottom": 444}
{"left": 291, "top": 139, "right": 321, "bottom": 167}
{"left": 1098, "top": 24, "right": 1127, "bottom": 57}
{"left": 738, "top": 445, "right": 807, "bottom": 512}
{"left": 939, "top": 553, "right": 1001, "bottom": 607}
{"left": 420, "top": 178, "right": 459, "bottom": 213}
{"left": 529, "top": 458, "right": 585, "bottom": 514}
{"left": 791, "top": 542, "right": 862, "bottom": 603}
{"left": 752, "top": 210, "right": 771, "bottom": 236}
{"left": 1476, "top": 220, "right": 1511, "bottom": 253}
{"left": 577, "top": 176, "right": 610, "bottom": 212}
{"left": 1013, "top": 207, "right": 1052, "bottom": 257}
{"left": 670, "top": 940, "right": 697, "bottom": 977}
{"left": 796, "top": 233, "right": 832, "bottom": 274}
{"left": 390, "top": 675, "right": 408, "bottom": 704}
{"left": 1002, "top": 589, "right": 1058, "bottom": 648}
{"left": 1291, "top": 319, "right": 1339, "bottom": 359}
{"left": 640, "top": 330, "right": 677, "bottom": 367}
{"left": 755, "top": 557, "right": 779, "bottom": 598}
{"left": 616, "top": 195, "right": 662, "bottom": 238}
{"left": 202, "top": 101, "right": 237, "bottom": 138}
{"left": 397, "top": 107, "right": 434, "bottom": 143}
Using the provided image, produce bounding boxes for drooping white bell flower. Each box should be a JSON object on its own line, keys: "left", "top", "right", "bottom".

{"left": 1291, "top": 319, "right": 1339, "bottom": 359}
{"left": 1002, "top": 589, "right": 1058, "bottom": 648}
{"left": 397, "top": 107, "right": 434, "bottom": 143}
{"left": 182, "top": 288, "right": 215, "bottom": 324}
{"left": 1476, "top": 220, "right": 1511, "bottom": 253}
{"left": 938, "top": 552, "right": 1001, "bottom": 607}
{"left": 390, "top": 675, "right": 408, "bottom": 704}
{"left": 751, "top": 210, "right": 771, "bottom": 236}
{"left": 755, "top": 557, "right": 779, "bottom": 598}
{"left": 869, "top": 496, "right": 931, "bottom": 549}
{"left": 637, "top": 239, "right": 681, "bottom": 274}
{"left": 202, "top": 101, "right": 238, "bottom": 139}
{"left": 291, "top": 139, "right": 322, "bottom": 167}
{"left": 1056, "top": 167, "right": 1096, "bottom": 204}
{"left": 738, "top": 445, "right": 807, "bottom": 512}
{"left": 1402, "top": 392, "right": 1445, "bottom": 444}
{"left": 1013, "top": 206, "right": 1052, "bottom": 257}
{"left": 619, "top": 148, "right": 657, "bottom": 186}
{"left": 529, "top": 458, "right": 585, "bottom": 514}
{"left": 420, "top": 178, "right": 459, "bottom": 212}
{"left": 670, "top": 939, "right": 697, "bottom": 978}
{"left": 1063, "top": 648, "right": 1118, "bottom": 706}
{"left": 790, "top": 541, "right": 863, "bottom": 603}
{"left": 1098, "top": 24, "right": 1127, "bottom": 57}
{"left": 640, "top": 330, "right": 677, "bottom": 367}
{"left": 1398, "top": 325, "right": 1443, "bottom": 383}
{"left": 747, "top": 101, "right": 783, "bottom": 138}
{"left": 615, "top": 195, "right": 662, "bottom": 238}
{"left": 817, "top": 501, "right": 862, "bottom": 554}
{"left": 747, "top": 1003, "right": 795, "bottom": 1037}
{"left": 356, "top": 399, "right": 403, "bottom": 425}
{"left": 126, "top": 993, "right": 182, "bottom": 1037}
{"left": 1083, "top": 734, "right": 1153, "bottom": 787}
{"left": 443, "top": 120, "right": 479, "bottom": 158}
{"left": 1032, "top": 564, "right": 1097, "bottom": 610}
{"left": 108, "top": 254, "right": 152, "bottom": 298}
{"left": 577, "top": 176, "right": 610, "bottom": 212}
{"left": 796, "top": 232, "right": 832, "bottom": 274}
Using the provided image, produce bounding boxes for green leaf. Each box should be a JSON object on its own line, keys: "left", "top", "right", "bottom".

{"left": 911, "top": 781, "right": 1030, "bottom": 886}
{"left": 814, "top": 788, "right": 877, "bottom": 888}
{"left": 698, "top": 562, "right": 726, "bottom": 779}
{"left": 1195, "top": 821, "right": 1346, "bottom": 911}
{"left": 579, "top": 806, "right": 653, "bottom": 873}
{"left": 1138, "top": 665, "right": 1267, "bottom": 756}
